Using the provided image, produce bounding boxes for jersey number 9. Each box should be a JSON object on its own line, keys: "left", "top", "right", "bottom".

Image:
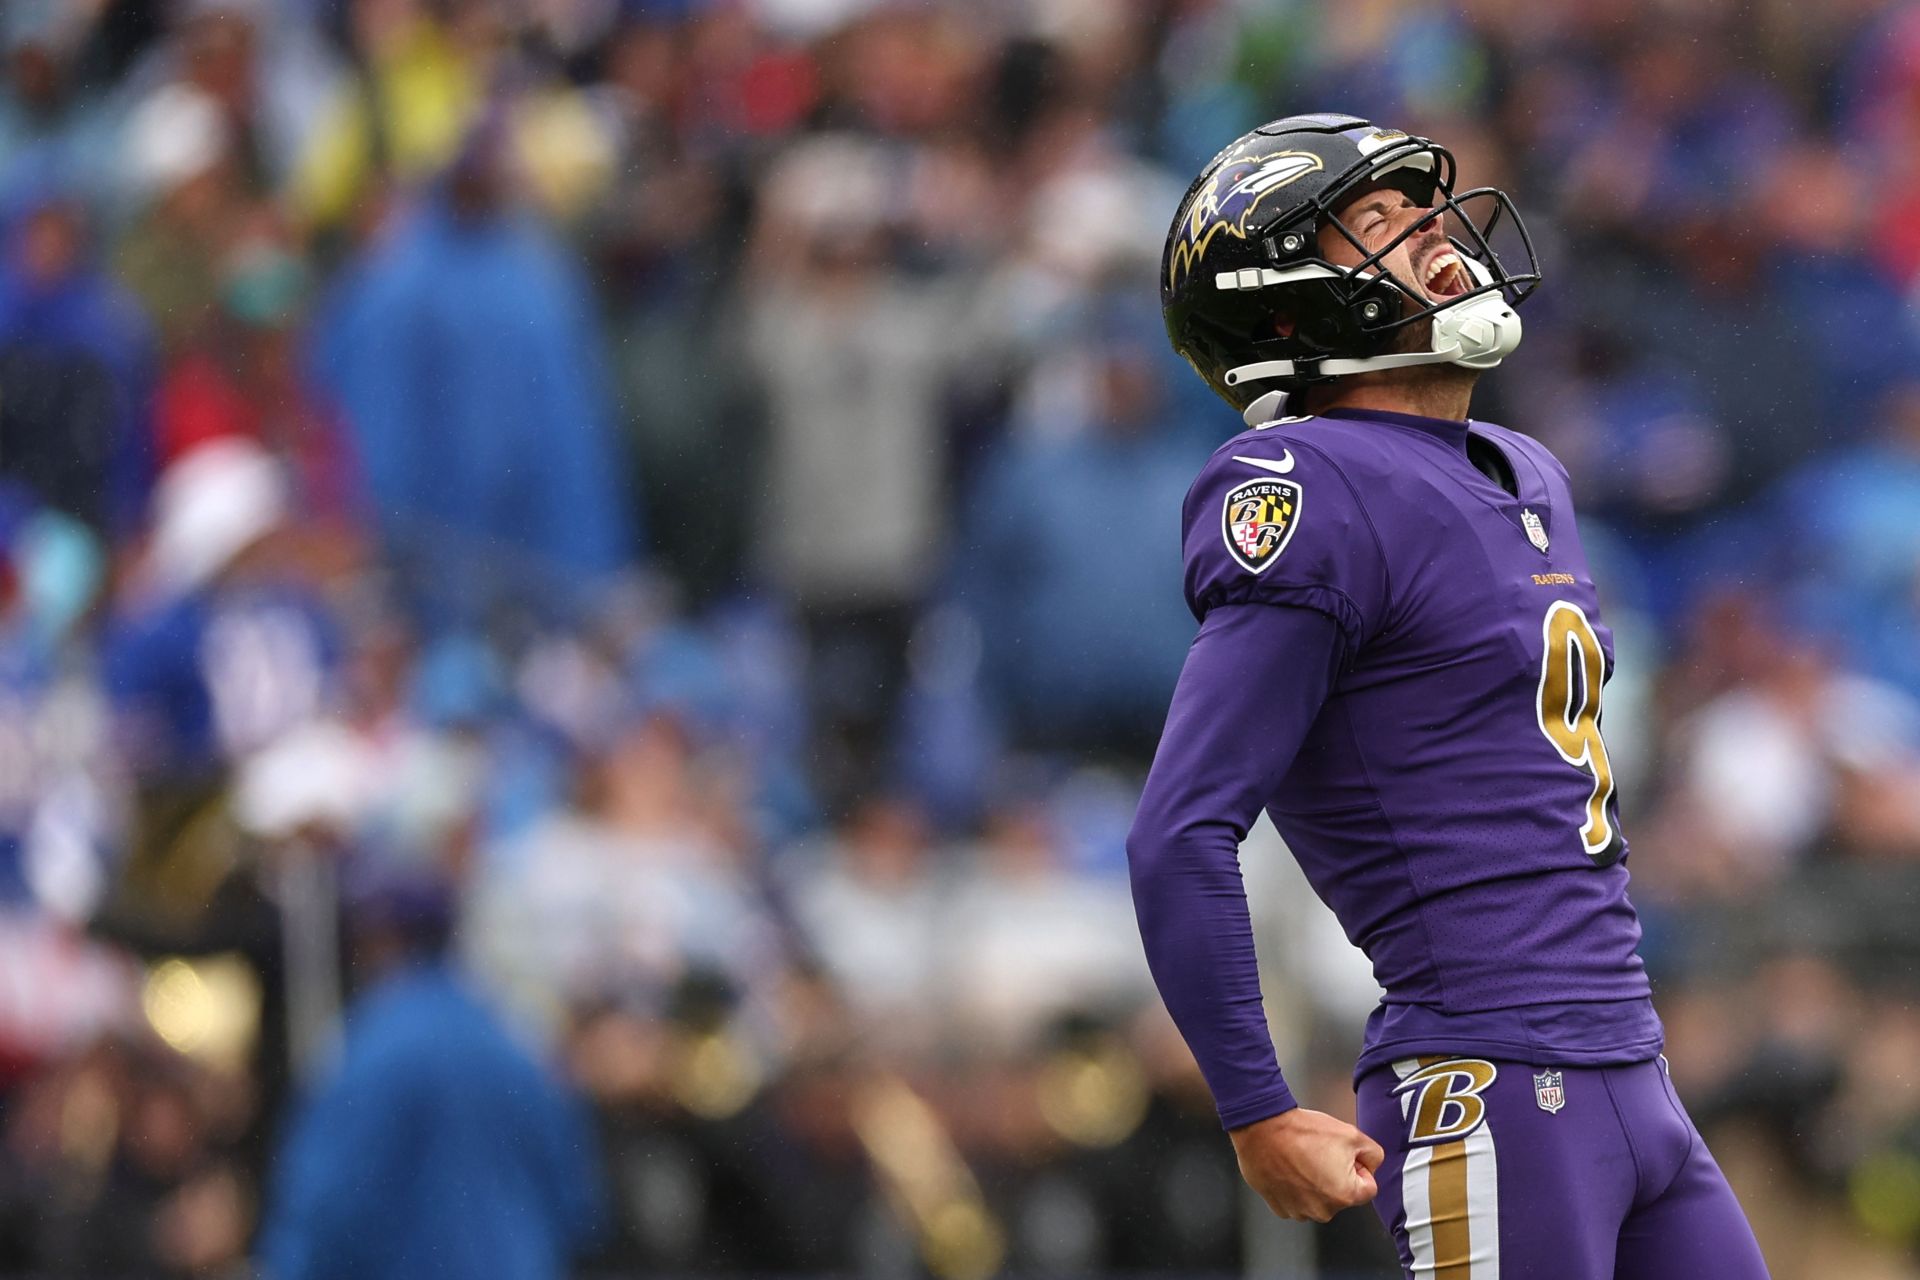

{"left": 1536, "top": 600, "right": 1624, "bottom": 867}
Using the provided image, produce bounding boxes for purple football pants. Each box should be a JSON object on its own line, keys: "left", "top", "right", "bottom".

{"left": 1355, "top": 1055, "right": 1770, "bottom": 1279}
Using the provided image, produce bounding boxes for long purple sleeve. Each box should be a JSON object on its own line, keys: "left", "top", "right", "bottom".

{"left": 1126, "top": 602, "right": 1346, "bottom": 1130}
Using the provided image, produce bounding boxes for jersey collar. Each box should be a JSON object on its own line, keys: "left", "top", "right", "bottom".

{"left": 1318, "top": 406, "right": 1471, "bottom": 454}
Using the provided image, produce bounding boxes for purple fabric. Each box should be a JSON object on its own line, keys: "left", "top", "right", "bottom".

{"left": 1127, "top": 602, "right": 1347, "bottom": 1128}
{"left": 1128, "top": 409, "right": 1665, "bottom": 1131}
{"left": 1357, "top": 1056, "right": 1770, "bottom": 1278}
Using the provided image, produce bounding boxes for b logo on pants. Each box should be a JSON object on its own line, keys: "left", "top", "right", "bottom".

{"left": 1392, "top": 1058, "right": 1499, "bottom": 1144}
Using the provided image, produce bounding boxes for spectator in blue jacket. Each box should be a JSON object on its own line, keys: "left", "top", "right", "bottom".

{"left": 313, "top": 111, "right": 635, "bottom": 621}
{"left": 953, "top": 302, "right": 1207, "bottom": 754}
{"left": 0, "top": 185, "right": 155, "bottom": 533}
{"left": 258, "top": 870, "right": 605, "bottom": 1280}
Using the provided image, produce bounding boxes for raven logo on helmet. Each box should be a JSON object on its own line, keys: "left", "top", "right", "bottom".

{"left": 1159, "top": 113, "right": 1543, "bottom": 422}
{"left": 1166, "top": 151, "right": 1326, "bottom": 293}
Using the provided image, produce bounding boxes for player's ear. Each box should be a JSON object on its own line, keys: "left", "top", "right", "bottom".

{"left": 1272, "top": 312, "right": 1299, "bottom": 339}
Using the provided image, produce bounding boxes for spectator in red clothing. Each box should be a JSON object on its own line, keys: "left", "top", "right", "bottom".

{"left": 153, "top": 230, "right": 364, "bottom": 531}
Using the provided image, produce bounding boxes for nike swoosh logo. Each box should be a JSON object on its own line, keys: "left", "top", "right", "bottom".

{"left": 1232, "top": 451, "right": 1295, "bottom": 475}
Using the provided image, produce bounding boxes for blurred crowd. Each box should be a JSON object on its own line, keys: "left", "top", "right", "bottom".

{"left": 0, "top": 0, "right": 1919, "bottom": 1276}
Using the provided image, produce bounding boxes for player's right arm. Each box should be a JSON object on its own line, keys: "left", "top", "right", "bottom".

{"left": 1128, "top": 603, "right": 1384, "bottom": 1220}
{"left": 1125, "top": 437, "right": 1390, "bottom": 1221}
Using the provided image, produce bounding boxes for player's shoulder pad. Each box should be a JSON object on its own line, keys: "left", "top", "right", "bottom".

{"left": 1180, "top": 418, "right": 1390, "bottom": 644}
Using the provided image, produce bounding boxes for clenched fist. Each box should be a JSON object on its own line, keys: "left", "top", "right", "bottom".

{"left": 1230, "top": 1107, "right": 1385, "bottom": 1223}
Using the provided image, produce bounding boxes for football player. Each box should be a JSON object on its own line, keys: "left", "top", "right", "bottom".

{"left": 1126, "top": 114, "right": 1770, "bottom": 1278}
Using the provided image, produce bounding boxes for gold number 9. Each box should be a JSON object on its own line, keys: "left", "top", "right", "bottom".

{"left": 1536, "top": 600, "right": 1624, "bottom": 867}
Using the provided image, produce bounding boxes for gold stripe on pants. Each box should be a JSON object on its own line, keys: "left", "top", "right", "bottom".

{"left": 1428, "top": 1136, "right": 1474, "bottom": 1279}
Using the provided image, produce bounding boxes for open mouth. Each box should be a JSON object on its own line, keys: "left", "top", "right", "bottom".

{"left": 1417, "top": 247, "right": 1474, "bottom": 302}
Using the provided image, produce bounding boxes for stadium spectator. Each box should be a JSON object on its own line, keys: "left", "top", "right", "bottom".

{"left": 0, "top": 3, "right": 122, "bottom": 201}
{"left": 313, "top": 111, "right": 633, "bottom": 615}
{"left": 117, "top": 0, "right": 340, "bottom": 200}
{"left": 743, "top": 134, "right": 968, "bottom": 796}
{"left": 942, "top": 800, "right": 1155, "bottom": 1056}
{"left": 1642, "top": 636, "right": 1920, "bottom": 894}
{"left": 103, "top": 438, "right": 334, "bottom": 783}
{"left": 783, "top": 795, "right": 945, "bottom": 1053}
{"left": 155, "top": 230, "right": 364, "bottom": 526}
{"left": 290, "top": 0, "right": 487, "bottom": 234}
{"left": 114, "top": 79, "right": 255, "bottom": 354}
{"left": 260, "top": 871, "right": 604, "bottom": 1280}
{"left": 2, "top": 1036, "right": 252, "bottom": 1275}
{"left": 0, "top": 187, "right": 154, "bottom": 533}
{"left": 465, "top": 700, "right": 791, "bottom": 1047}
{"left": 954, "top": 299, "right": 1203, "bottom": 754}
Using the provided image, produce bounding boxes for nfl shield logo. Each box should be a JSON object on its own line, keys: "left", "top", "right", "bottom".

{"left": 1521, "top": 508, "right": 1550, "bottom": 553}
{"left": 1533, "top": 1069, "right": 1566, "bottom": 1114}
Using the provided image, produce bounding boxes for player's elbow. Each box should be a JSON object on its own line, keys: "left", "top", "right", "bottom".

{"left": 1126, "top": 800, "right": 1252, "bottom": 909}
{"left": 1124, "top": 805, "right": 1181, "bottom": 900}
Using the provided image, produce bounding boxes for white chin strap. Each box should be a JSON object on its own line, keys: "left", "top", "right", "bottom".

{"left": 1222, "top": 256, "right": 1524, "bottom": 427}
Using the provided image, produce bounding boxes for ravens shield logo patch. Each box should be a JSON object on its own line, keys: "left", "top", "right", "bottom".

{"left": 1221, "top": 477, "right": 1303, "bottom": 574}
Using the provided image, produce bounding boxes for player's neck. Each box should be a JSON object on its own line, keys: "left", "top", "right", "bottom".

{"left": 1305, "top": 367, "right": 1478, "bottom": 423}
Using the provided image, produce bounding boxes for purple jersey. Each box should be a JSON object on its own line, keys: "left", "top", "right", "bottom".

{"left": 1128, "top": 406, "right": 1662, "bottom": 1129}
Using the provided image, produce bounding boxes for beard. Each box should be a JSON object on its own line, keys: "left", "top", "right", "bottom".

{"left": 1382, "top": 307, "right": 1437, "bottom": 356}
{"left": 1298, "top": 306, "right": 1479, "bottom": 416}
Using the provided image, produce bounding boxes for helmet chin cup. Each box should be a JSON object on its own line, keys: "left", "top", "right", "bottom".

{"left": 1431, "top": 254, "right": 1522, "bottom": 370}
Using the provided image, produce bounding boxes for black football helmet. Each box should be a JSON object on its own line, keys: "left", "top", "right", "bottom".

{"left": 1160, "top": 113, "right": 1541, "bottom": 424}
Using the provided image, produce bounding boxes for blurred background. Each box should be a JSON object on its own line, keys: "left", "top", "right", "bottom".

{"left": 0, "top": 0, "right": 1918, "bottom": 1276}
